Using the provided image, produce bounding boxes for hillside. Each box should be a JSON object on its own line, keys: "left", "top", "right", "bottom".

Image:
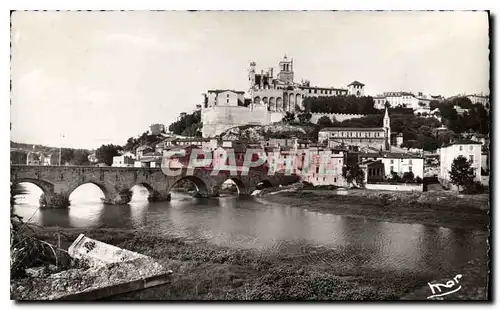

{"left": 219, "top": 123, "right": 319, "bottom": 142}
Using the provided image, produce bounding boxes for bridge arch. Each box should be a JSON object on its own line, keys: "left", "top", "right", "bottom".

{"left": 67, "top": 181, "right": 110, "bottom": 200}
{"left": 13, "top": 178, "right": 54, "bottom": 195}
{"left": 216, "top": 177, "right": 246, "bottom": 195}
{"left": 169, "top": 175, "right": 210, "bottom": 197}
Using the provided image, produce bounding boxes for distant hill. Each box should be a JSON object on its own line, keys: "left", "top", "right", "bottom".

{"left": 11, "top": 141, "right": 59, "bottom": 153}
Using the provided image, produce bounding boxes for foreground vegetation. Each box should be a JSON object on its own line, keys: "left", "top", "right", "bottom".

{"left": 15, "top": 225, "right": 438, "bottom": 301}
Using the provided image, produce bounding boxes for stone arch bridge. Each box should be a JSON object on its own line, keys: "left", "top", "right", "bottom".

{"left": 11, "top": 165, "right": 299, "bottom": 208}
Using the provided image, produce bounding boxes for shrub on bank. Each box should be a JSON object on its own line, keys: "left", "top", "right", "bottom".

{"left": 462, "top": 181, "right": 485, "bottom": 195}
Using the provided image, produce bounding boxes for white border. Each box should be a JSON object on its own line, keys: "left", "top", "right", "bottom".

{"left": 2, "top": 0, "right": 498, "bottom": 309}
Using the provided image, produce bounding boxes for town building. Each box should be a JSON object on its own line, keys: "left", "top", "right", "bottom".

{"left": 358, "top": 152, "right": 424, "bottom": 179}
{"left": 205, "top": 90, "right": 245, "bottom": 108}
{"left": 318, "top": 107, "right": 392, "bottom": 151}
{"left": 136, "top": 145, "right": 153, "bottom": 160}
{"left": 373, "top": 92, "right": 434, "bottom": 110}
{"left": 466, "top": 93, "right": 490, "bottom": 107}
{"left": 438, "top": 140, "right": 482, "bottom": 189}
{"left": 112, "top": 154, "right": 135, "bottom": 167}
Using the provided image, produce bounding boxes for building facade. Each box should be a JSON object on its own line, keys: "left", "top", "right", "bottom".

{"left": 438, "top": 140, "right": 482, "bottom": 188}
{"left": 466, "top": 94, "right": 490, "bottom": 107}
{"left": 373, "top": 92, "right": 434, "bottom": 110}
{"left": 149, "top": 123, "right": 165, "bottom": 136}
{"left": 318, "top": 107, "right": 392, "bottom": 151}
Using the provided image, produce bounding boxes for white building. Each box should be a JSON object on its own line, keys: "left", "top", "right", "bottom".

{"left": 438, "top": 140, "right": 482, "bottom": 189}
{"left": 204, "top": 89, "right": 245, "bottom": 107}
{"left": 466, "top": 94, "right": 489, "bottom": 107}
{"left": 359, "top": 152, "right": 424, "bottom": 179}
{"left": 374, "top": 92, "right": 433, "bottom": 110}
{"left": 112, "top": 154, "right": 135, "bottom": 167}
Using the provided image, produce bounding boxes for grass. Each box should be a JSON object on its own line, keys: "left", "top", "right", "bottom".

{"left": 261, "top": 189, "right": 490, "bottom": 231}
{"left": 18, "top": 225, "right": 437, "bottom": 300}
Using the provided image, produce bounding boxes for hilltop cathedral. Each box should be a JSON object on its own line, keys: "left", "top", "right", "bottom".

{"left": 247, "top": 55, "right": 365, "bottom": 113}
{"left": 201, "top": 55, "right": 366, "bottom": 137}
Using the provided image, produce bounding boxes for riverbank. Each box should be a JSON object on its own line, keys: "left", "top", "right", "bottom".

{"left": 13, "top": 225, "right": 440, "bottom": 300}
{"left": 257, "top": 187, "right": 490, "bottom": 231}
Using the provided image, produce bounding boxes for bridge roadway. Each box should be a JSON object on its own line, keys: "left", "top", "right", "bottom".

{"left": 10, "top": 165, "right": 298, "bottom": 208}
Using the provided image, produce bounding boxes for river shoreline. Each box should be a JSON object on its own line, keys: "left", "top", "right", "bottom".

{"left": 256, "top": 187, "right": 490, "bottom": 231}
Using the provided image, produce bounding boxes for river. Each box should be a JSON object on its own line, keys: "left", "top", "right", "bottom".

{"left": 13, "top": 183, "right": 487, "bottom": 276}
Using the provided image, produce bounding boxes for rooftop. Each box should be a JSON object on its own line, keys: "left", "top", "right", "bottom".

{"left": 348, "top": 80, "right": 365, "bottom": 86}
{"left": 442, "top": 139, "right": 483, "bottom": 147}
{"left": 320, "top": 127, "right": 385, "bottom": 132}
{"left": 207, "top": 89, "right": 245, "bottom": 94}
{"left": 359, "top": 152, "right": 423, "bottom": 159}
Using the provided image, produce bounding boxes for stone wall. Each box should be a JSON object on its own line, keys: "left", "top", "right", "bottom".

{"left": 309, "top": 113, "right": 366, "bottom": 124}
{"left": 202, "top": 105, "right": 284, "bottom": 137}
{"left": 364, "top": 183, "right": 424, "bottom": 192}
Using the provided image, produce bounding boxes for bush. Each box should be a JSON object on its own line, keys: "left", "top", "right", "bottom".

{"left": 415, "top": 176, "right": 423, "bottom": 184}
{"left": 402, "top": 171, "right": 415, "bottom": 183}
{"left": 462, "top": 181, "right": 485, "bottom": 195}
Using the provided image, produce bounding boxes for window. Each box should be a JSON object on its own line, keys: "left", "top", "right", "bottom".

{"left": 409, "top": 166, "right": 412, "bottom": 172}
{"left": 469, "top": 145, "right": 473, "bottom": 151}
{"left": 409, "top": 160, "right": 412, "bottom": 165}
{"left": 390, "top": 166, "right": 394, "bottom": 172}
{"left": 390, "top": 159, "right": 394, "bottom": 164}
{"left": 459, "top": 146, "right": 463, "bottom": 151}
{"left": 469, "top": 155, "right": 474, "bottom": 162}
{"left": 316, "top": 167, "right": 319, "bottom": 174}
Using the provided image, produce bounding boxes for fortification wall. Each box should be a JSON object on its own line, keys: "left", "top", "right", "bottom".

{"left": 309, "top": 113, "right": 365, "bottom": 124}
{"left": 202, "top": 105, "right": 283, "bottom": 137}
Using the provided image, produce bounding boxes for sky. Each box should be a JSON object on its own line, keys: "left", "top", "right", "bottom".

{"left": 10, "top": 11, "right": 490, "bottom": 149}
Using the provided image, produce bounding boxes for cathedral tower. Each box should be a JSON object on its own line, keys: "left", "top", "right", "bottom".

{"left": 277, "top": 55, "right": 294, "bottom": 84}
{"left": 248, "top": 61, "right": 256, "bottom": 91}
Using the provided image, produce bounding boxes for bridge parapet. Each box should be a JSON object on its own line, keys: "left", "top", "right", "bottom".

{"left": 11, "top": 165, "right": 299, "bottom": 208}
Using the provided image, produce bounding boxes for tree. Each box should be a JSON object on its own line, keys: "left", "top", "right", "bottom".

{"left": 297, "top": 112, "right": 312, "bottom": 124}
{"left": 342, "top": 163, "right": 365, "bottom": 188}
{"left": 317, "top": 116, "right": 333, "bottom": 128}
{"left": 449, "top": 155, "right": 476, "bottom": 191}
{"left": 60, "top": 148, "right": 74, "bottom": 165}
{"left": 96, "top": 144, "right": 123, "bottom": 166}
{"left": 282, "top": 112, "right": 296, "bottom": 123}
{"left": 402, "top": 171, "right": 415, "bottom": 183}
{"left": 73, "top": 149, "right": 90, "bottom": 166}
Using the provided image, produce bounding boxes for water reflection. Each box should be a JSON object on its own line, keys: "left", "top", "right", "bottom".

{"left": 12, "top": 186, "right": 487, "bottom": 275}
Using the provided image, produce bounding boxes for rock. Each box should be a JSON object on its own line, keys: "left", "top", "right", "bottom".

{"left": 25, "top": 266, "right": 46, "bottom": 278}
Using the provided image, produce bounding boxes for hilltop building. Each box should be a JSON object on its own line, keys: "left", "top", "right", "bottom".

{"left": 247, "top": 55, "right": 364, "bottom": 113}
{"left": 202, "top": 55, "right": 365, "bottom": 137}
{"left": 373, "top": 91, "right": 440, "bottom": 110}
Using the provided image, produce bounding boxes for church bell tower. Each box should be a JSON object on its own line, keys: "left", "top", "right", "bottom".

{"left": 277, "top": 55, "right": 294, "bottom": 84}
{"left": 383, "top": 107, "right": 391, "bottom": 151}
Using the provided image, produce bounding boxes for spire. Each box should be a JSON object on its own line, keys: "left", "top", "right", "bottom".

{"left": 384, "top": 106, "right": 389, "bottom": 118}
